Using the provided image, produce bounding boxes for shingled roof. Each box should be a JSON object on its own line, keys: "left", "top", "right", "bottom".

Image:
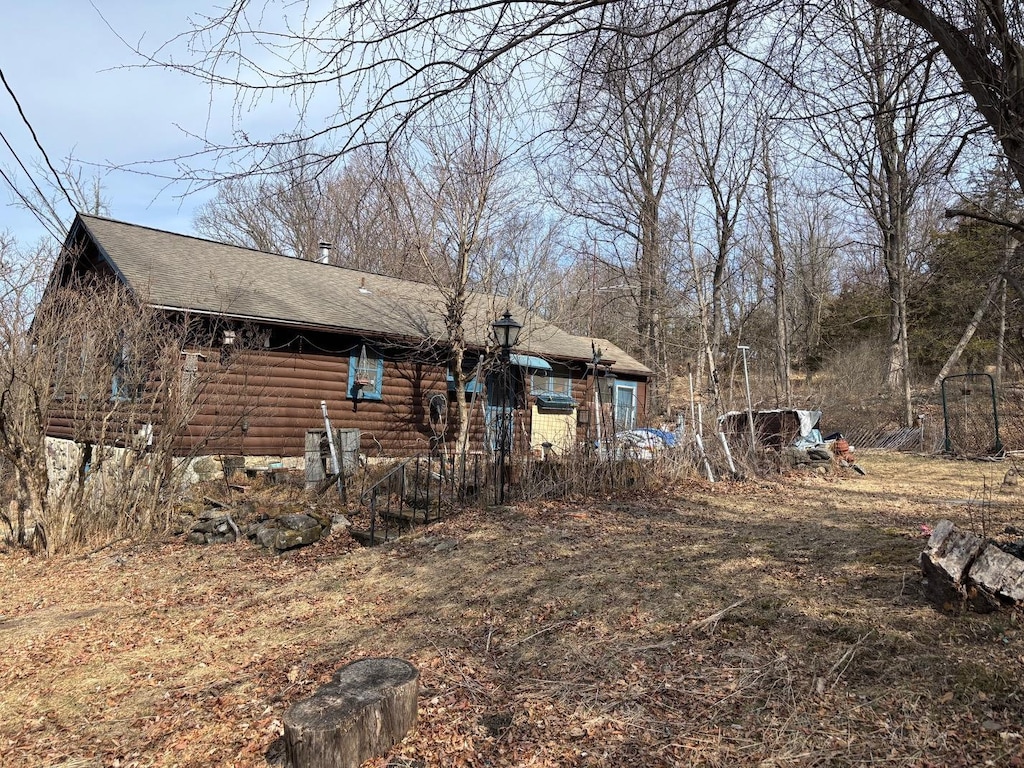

{"left": 68, "top": 214, "right": 652, "bottom": 377}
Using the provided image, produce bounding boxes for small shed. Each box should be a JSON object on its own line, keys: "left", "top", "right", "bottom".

{"left": 720, "top": 409, "right": 822, "bottom": 449}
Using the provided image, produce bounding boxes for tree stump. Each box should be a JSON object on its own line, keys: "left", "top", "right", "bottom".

{"left": 283, "top": 658, "right": 418, "bottom": 768}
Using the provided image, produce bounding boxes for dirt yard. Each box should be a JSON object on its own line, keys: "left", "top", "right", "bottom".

{"left": 2, "top": 452, "right": 1023, "bottom": 767}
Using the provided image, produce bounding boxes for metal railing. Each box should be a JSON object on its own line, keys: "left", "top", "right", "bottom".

{"left": 358, "top": 453, "right": 490, "bottom": 544}
{"left": 353, "top": 445, "right": 702, "bottom": 545}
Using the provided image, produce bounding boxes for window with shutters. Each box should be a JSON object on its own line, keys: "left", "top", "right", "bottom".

{"left": 347, "top": 345, "right": 384, "bottom": 400}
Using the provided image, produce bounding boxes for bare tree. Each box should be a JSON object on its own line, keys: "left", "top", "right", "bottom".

{"left": 547, "top": 11, "right": 697, "bottom": 409}
{"left": 760, "top": 145, "right": 791, "bottom": 403}
{"left": 143, "top": 1, "right": 761, "bottom": 179}
{"left": 193, "top": 144, "right": 431, "bottom": 277}
{"left": 0, "top": 237, "right": 52, "bottom": 545}
{"left": 135, "top": 0, "right": 1024, "bottom": 234}
{"left": 685, "top": 64, "right": 762, "bottom": 414}
{"left": 388, "top": 100, "right": 527, "bottom": 463}
{"left": 0, "top": 238, "right": 263, "bottom": 554}
{"left": 5, "top": 157, "right": 110, "bottom": 242}
{"left": 916, "top": 163, "right": 1024, "bottom": 383}
{"left": 800, "top": 3, "right": 967, "bottom": 425}
{"left": 871, "top": 0, "right": 1024, "bottom": 190}
{"left": 785, "top": 189, "right": 845, "bottom": 385}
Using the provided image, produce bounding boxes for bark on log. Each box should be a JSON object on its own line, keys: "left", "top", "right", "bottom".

{"left": 920, "top": 519, "right": 986, "bottom": 611}
{"left": 283, "top": 658, "right": 418, "bottom": 768}
{"left": 969, "top": 543, "right": 1024, "bottom": 603}
{"left": 920, "top": 519, "right": 1024, "bottom": 612}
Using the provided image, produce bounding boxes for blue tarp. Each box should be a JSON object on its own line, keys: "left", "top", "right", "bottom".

{"left": 632, "top": 427, "right": 678, "bottom": 447}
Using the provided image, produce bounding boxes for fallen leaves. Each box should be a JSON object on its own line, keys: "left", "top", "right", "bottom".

{"left": 2, "top": 453, "right": 1024, "bottom": 766}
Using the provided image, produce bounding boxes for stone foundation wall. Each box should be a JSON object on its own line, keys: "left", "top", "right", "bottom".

{"left": 177, "top": 454, "right": 305, "bottom": 484}
{"left": 45, "top": 436, "right": 305, "bottom": 489}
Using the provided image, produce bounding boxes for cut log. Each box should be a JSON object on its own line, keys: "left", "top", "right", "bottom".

{"left": 283, "top": 658, "right": 418, "bottom": 768}
{"left": 969, "top": 543, "right": 1024, "bottom": 603}
{"left": 920, "top": 519, "right": 986, "bottom": 612}
{"left": 919, "top": 520, "right": 1024, "bottom": 612}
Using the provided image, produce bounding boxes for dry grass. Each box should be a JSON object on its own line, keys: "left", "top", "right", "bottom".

{"left": 2, "top": 452, "right": 1024, "bottom": 767}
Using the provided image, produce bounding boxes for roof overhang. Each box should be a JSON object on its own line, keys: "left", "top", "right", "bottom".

{"left": 510, "top": 354, "right": 552, "bottom": 371}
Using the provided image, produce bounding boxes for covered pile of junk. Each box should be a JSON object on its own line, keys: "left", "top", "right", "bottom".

{"left": 719, "top": 408, "right": 864, "bottom": 474}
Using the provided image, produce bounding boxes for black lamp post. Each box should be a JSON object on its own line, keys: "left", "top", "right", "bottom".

{"left": 492, "top": 309, "right": 522, "bottom": 358}
{"left": 491, "top": 309, "right": 522, "bottom": 503}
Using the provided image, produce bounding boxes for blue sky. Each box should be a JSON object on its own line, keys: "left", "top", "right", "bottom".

{"left": 0, "top": 2, "right": 306, "bottom": 248}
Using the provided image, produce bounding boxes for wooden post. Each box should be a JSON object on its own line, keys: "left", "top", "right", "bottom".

{"left": 321, "top": 401, "right": 346, "bottom": 504}
{"left": 305, "top": 431, "right": 326, "bottom": 490}
{"left": 718, "top": 431, "right": 737, "bottom": 478}
{"left": 694, "top": 431, "right": 715, "bottom": 483}
{"left": 284, "top": 658, "right": 418, "bottom": 768}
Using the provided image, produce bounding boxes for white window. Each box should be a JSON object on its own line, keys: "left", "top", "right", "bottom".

{"left": 531, "top": 371, "right": 572, "bottom": 396}
{"left": 613, "top": 383, "right": 638, "bottom": 430}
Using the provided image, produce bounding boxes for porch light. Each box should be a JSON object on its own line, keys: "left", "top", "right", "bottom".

{"left": 491, "top": 309, "right": 522, "bottom": 354}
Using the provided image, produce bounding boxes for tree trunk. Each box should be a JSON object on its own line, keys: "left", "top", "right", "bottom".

{"left": 762, "top": 144, "right": 791, "bottom": 405}
{"left": 921, "top": 519, "right": 1024, "bottom": 613}
{"left": 873, "top": 13, "right": 915, "bottom": 428}
{"left": 284, "top": 658, "right": 419, "bottom": 768}
{"left": 931, "top": 276, "right": 1001, "bottom": 388}
{"left": 920, "top": 518, "right": 987, "bottom": 612}
{"left": 448, "top": 239, "right": 473, "bottom": 466}
{"left": 22, "top": 467, "right": 49, "bottom": 554}
{"left": 637, "top": 191, "right": 663, "bottom": 413}
{"left": 933, "top": 232, "right": 1016, "bottom": 389}
{"left": 691, "top": 255, "right": 722, "bottom": 416}
{"left": 881, "top": 221, "right": 913, "bottom": 427}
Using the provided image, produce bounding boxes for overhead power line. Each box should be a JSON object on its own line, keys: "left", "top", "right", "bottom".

{"left": 0, "top": 128, "right": 66, "bottom": 228}
{"left": 0, "top": 65, "right": 78, "bottom": 222}
{"left": 0, "top": 165, "right": 63, "bottom": 242}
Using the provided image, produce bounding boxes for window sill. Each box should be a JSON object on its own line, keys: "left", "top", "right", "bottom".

{"left": 349, "top": 393, "right": 383, "bottom": 402}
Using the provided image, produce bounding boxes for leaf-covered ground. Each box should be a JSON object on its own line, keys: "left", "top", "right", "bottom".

{"left": 2, "top": 452, "right": 1024, "bottom": 767}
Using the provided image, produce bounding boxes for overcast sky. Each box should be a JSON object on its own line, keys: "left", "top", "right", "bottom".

{"left": 1, "top": 1, "right": 306, "bottom": 248}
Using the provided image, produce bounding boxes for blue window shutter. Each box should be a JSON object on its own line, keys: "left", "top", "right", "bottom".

{"left": 448, "top": 369, "right": 484, "bottom": 393}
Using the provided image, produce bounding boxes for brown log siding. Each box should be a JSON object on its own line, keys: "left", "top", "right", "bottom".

{"left": 175, "top": 346, "right": 518, "bottom": 458}
{"left": 46, "top": 329, "right": 649, "bottom": 460}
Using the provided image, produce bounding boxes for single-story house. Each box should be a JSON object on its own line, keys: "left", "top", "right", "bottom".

{"left": 43, "top": 214, "right": 652, "bottom": 467}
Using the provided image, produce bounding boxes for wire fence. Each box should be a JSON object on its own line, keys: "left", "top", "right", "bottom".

{"left": 344, "top": 375, "right": 1024, "bottom": 544}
